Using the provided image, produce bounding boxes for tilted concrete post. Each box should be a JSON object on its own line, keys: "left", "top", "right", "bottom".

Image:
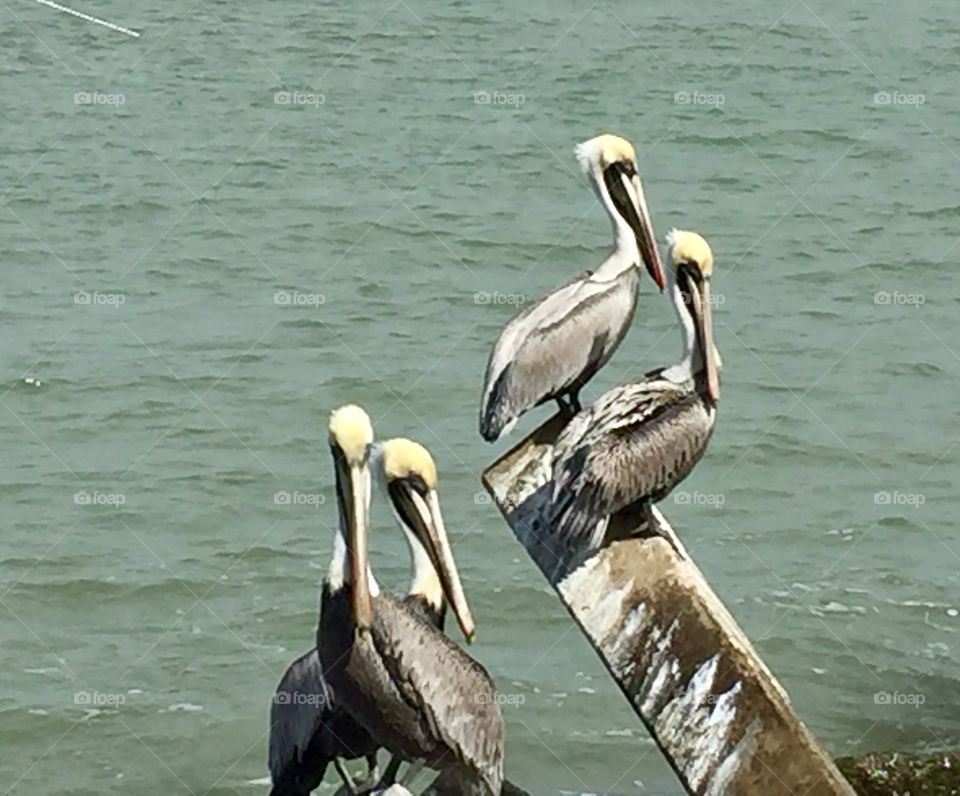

{"left": 482, "top": 415, "right": 855, "bottom": 796}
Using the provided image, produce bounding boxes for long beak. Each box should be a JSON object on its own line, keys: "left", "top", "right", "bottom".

{"left": 695, "top": 280, "right": 720, "bottom": 402}
{"left": 626, "top": 173, "right": 666, "bottom": 291}
{"left": 347, "top": 463, "right": 374, "bottom": 630}
{"left": 415, "top": 490, "right": 476, "bottom": 642}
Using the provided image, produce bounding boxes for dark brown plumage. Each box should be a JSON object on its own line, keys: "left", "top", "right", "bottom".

{"left": 550, "top": 373, "right": 716, "bottom": 548}
{"left": 319, "top": 586, "right": 504, "bottom": 796}
{"left": 268, "top": 592, "right": 445, "bottom": 796}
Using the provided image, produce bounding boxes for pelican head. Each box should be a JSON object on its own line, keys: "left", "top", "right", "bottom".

{"left": 667, "top": 229, "right": 720, "bottom": 403}
{"left": 575, "top": 133, "right": 665, "bottom": 289}
{"left": 370, "top": 438, "right": 477, "bottom": 643}
{"left": 328, "top": 405, "right": 375, "bottom": 630}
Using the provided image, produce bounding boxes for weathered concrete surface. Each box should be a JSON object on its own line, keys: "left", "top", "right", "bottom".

{"left": 482, "top": 414, "right": 855, "bottom": 796}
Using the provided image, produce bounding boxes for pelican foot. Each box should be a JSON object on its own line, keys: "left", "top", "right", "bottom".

{"left": 555, "top": 395, "right": 581, "bottom": 417}
{"left": 379, "top": 754, "right": 404, "bottom": 787}
{"left": 399, "top": 759, "right": 425, "bottom": 788}
{"left": 353, "top": 763, "right": 381, "bottom": 794}
{"left": 334, "top": 757, "right": 380, "bottom": 795}
{"left": 642, "top": 503, "right": 688, "bottom": 560}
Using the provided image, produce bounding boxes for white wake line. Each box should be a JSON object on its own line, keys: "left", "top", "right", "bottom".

{"left": 34, "top": 0, "right": 140, "bottom": 38}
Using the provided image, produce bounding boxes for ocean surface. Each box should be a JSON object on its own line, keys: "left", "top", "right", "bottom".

{"left": 2, "top": 1, "right": 959, "bottom": 793}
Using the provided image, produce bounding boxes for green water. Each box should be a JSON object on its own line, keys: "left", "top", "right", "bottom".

{"left": 2, "top": 1, "right": 959, "bottom": 793}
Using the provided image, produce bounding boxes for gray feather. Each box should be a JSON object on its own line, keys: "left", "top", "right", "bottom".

{"left": 480, "top": 268, "right": 640, "bottom": 440}
{"left": 372, "top": 595, "right": 505, "bottom": 796}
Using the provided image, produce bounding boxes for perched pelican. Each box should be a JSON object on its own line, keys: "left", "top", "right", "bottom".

{"left": 268, "top": 440, "right": 447, "bottom": 796}
{"left": 549, "top": 230, "right": 720, "bottom": 553}
{"left": 479, "top": 133, "right": 666, "bottom": 442}
{"left": 319, "top": 408, "right": 505, "bottom": 796}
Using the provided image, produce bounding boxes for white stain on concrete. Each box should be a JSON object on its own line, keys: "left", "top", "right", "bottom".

{"left": 706, "top": 718, "right": 761, "bottom": 796}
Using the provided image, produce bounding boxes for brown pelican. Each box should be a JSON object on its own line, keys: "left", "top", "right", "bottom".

{"left": 549, "top": 230, "right": 720, "bottom": 554}
{"left": 319, "top": 408, "right": 505, "bottom": 796}
{"left": 268, "top": 439, "right": 447, "bottom": 795}
{"left": 479, "top": 133, "right": 666, "bottom": 442}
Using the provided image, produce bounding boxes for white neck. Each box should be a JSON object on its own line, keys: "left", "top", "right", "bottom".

{"left": 400, "top": 520, "right": 443, "bottom": 608}
{"left": 327, "top": 526, "right": 349, "bottom": 588}
{"left": 326, "top": 469, "right": 379, "bottom": 597}
{"left": 662, "top": 266, "right": 697, "bottom": 385}
{"left": 367, "top": 443, "right": 442, "bottom": 608}
{"left": 589, "top": 166, "right": 639, "bottom": 278}
{"left": 326, "top": 529, "right": 380, "bottom": 595}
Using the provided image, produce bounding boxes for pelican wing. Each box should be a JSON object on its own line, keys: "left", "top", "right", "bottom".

{"left": 479, "top": 269, "right": 639, "bottom": 440}
{"left": 550, "top": 378, "right": 715, "bottom": 545}
{"left": 372, "top": 596, "right": 504, "bottom": 795}
{"left": 268, "top": 648, "right": 331, "bottom": 782}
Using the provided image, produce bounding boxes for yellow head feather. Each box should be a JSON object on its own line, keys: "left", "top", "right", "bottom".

{"left": 575, "top": 133, "right": 638, "bottom": 171}
{"left": 666, "top": 229, "right": 714, "bottom": 277}
{"left": 328, "top": 404, "right": 373, "bottom": 464}
{"left": 381, "top": 438, "right": 438, "bottom": 489}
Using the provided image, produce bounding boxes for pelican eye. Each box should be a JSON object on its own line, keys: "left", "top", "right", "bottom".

{"left": 677, "top": 260, "right": 704, "bottom": 286}
{"left": 620, "top": 161, "right": 637, "bottom": 178}
{"left": 403, "top": 473, "right": 431, "bottom": 498}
